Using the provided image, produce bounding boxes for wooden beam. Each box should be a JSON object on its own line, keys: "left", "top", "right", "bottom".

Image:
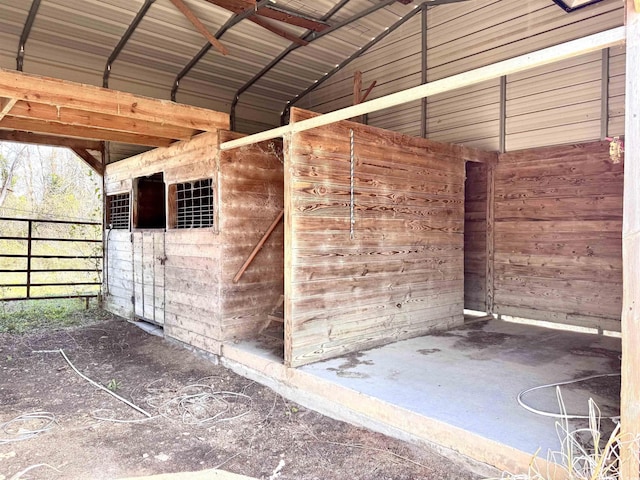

{"left": 249, "top": 16, "right": 309, "bottom": 46}
{"left": 0, "top": 97, "right": 17, "bottom": 121}
{"left": 8, "top": 101, "right": 198, "bottom": 140}
{"left": 233, "top": 209, "right": 284, "bottom": 283}
{"left": 256, "top": 6, "right": 329, "bottom": 32}
{"left": 360, "top": 80, "right": 377, "bottom": 104}
{"left": 204, "top": 0, "right": 329, "bottom": 31}
{"left": 0, "top": 130, "right": 102, "bottom": 150}
{"left": 169, "top": 0, "right": 229, "bottom": 55}
{"left": 620, "top": 0, "right": 640, "bottom": 477}
{"left": 220, "top": 27, "right": 626, "bottom": 151}
{"left": 0, "top": 118, "right": 172, "bottom": 147}
{"left": 71, "top": 148, "right": 104, "bottom": 175}
{"left": 0, "top": 69, "right": 230, "bottom": 132}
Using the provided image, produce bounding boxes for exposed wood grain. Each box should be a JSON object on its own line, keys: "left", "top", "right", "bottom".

{"left": 0, "top": 117, "right": 173, "bottom": 147}
{"left": 233, "top": 210, "right": 283, "bottom": 283}
{"left": 249, "top": 16, "right": 309, "bottom": 46}
{"left": 493, "top": 140, "right": 623, "bottom": 330}
{"left": 621, "top": 0, "right": 640, "bottom": 477}
{"left": 284, "top": 108, "right": 465, "bottom": 367}
{"left": 0, "top": 130, "right": 102, "bottom": 150}
{"left": 218, "top": 130, "right": 284, "bottom": 341}
{"left": 0, "top": 68, "right": 230, "bottom": 132}
{"left": 464, "top": 162, "right": 488, "bottom": 312}
{"left": 71, "top": 148, "right": 104, "bottom": 175}
{"left": 169, "top": 0, "right": 229, "bottom": 55}
{"left": 0, "top": 97, "right": 17, "bottom": 121}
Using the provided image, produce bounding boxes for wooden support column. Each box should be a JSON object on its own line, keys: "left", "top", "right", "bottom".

{"left": 621, "top": 0, "right": 640, "bottom": 478}
{"left": 485, "top": 161, "right": 496, "bottom": 314}
{"left": 353, "top": 71, "right": 362, "bottom": 105}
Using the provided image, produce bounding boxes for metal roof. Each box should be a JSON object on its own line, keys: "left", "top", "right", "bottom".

{"left": 0, "top": 0, "right": 420, "bottom": 138}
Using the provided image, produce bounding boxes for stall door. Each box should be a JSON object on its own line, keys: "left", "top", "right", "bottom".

{"left": 133, "top": 231, "right": 165, "bottom": 325}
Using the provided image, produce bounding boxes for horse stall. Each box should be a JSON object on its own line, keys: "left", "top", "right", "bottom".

{"left": 103, "top": 128, "right": 284, "bottom": 355}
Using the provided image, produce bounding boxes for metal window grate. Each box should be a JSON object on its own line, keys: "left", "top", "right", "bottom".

{"left": 176, "top": 179, "right": 214, "bottom": 229}
{"left": 108, "top": 193, "right": 130, "bottom": 229}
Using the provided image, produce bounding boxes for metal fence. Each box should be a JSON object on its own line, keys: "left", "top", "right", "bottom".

{"left": 0, "top": 217, "right": 102, "bottom": 301}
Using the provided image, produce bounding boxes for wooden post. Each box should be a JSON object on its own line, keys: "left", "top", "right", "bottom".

{"left": 353, "top": 70, "right": 362, "bottom": 105}
{"left": 621, "top": 0, "right": 640, "bottom": 478}
{"left": 485, "top": 162, "right": 495, "bottom": 314}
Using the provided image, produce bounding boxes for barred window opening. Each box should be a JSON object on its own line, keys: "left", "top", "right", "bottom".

{"left": 175, "top": 179, "right": 214, "bottom": 229}
{"left": 107, "top": 193, "right": 130, "bottom": 230}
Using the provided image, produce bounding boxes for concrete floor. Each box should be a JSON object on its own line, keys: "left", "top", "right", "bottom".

{"left": 241, "top": 319, "right": 621, "bottom": 457}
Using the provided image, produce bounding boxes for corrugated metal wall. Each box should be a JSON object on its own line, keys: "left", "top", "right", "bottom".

{"left": 301, "top": 0, "right": 626, "bottom": 151}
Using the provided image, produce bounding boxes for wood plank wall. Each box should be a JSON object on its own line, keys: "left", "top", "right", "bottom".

{"left": 464, "top": 162, "right": 488, "bottom": 312}
{"left": 105, "top": 130, "right": 284, "bottom": 353}
{"left": 104, "top": 229, "right": 134, "bottom": 318}
{"left": 104, "top": 132, "right": 223, "bottom": 355}
{"left": 300, "top": 0, "right": 624, "bottom": 151}
{"left": 218, "top": 131, "right": 284, "bottom": 341}
{"left": 284, "top": 107, "right": 480, "bottom": 367}
{"left": 491, "top": 141, "right": 623, "bottom": 331}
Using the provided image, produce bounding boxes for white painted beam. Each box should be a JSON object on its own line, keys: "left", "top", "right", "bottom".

{"left": 220, "top": 26, "right": 626, "bottom": 151}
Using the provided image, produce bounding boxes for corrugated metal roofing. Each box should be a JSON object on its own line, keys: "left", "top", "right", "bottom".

{"left": 0, "top": 0, "right": 418, "bottom": 138}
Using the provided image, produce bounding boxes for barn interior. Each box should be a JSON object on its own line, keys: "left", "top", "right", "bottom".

{"left": 0, "top": 0, "right": 637, "bottom": 475}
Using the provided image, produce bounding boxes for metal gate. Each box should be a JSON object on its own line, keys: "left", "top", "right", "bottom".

{"left": 0, "top": 217, "right": 102, "bottom": 301}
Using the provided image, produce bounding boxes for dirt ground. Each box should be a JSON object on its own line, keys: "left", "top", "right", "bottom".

{"left": 0, "top": 313, "right": 479, "bottom": 480}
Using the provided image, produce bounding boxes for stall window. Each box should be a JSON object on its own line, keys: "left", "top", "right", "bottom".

{"left": 133, "top": 173, "right": 166, "bottom": 229}
{"left": 169, "top": 179, "right": 214, "bottom": 229}
{"left": 106, "top": 193, "right": 130, "bottom": 230}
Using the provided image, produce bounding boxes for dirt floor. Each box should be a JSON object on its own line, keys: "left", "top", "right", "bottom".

{"left": 0, "top": 313, "right": 479, "bottom": 480}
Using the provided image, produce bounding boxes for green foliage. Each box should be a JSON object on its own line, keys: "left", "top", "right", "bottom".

{"left": 107, "top": 379, "right": 122, "bottom": 392}
{"left": 0, "top": 298, "right": 99, "bottom": 334}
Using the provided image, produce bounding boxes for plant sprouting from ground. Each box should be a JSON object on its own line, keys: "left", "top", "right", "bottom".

{"left": 107, "top": 379, "right": 122, "bottom": 392}
{"left": 490, "top": 388, "right": 638, "bottom": 480}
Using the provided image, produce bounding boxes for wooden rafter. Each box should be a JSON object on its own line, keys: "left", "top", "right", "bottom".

{"left": 169, "top": 0, "right": 228, "bottom": 55}
{"left": 0, "top": 69, "right": 229, "bottom": 148}
{"left": 0, "top": 69, "right": 229, "bottom": 132}
{"left": 71, "top": 148, "right": 104, "bottom": 175}
{"left": 249, "top": 16, "right": 308, "bottom": 46}
{"left": 0, "top": 117, "right": 173, "bottom": 147}
{"left": 204, "top": 0, "right": 329, "bottom": 32}
{"left": 0, "top": 130, "right": 102, "bottom": 150}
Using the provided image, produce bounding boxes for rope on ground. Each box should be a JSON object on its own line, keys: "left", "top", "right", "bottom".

{"left": 146, "top": 384, "right": 253, "bottom": 426}
{"left": 9, "top": 463, "right": 61, "bottom": 480}
{"left": 517, "top": 373, "right": 621, "bottom": 420}
{"left": 59, "top": 348, "right": 152, "bottom": 418}
{"left": 0, "top": 412, "right": 57, "bottom": 444}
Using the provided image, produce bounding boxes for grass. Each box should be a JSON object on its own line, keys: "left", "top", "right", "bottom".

{"left": 0, "top": 298, "right": 105, "bottom": 334}
{"left": 489, "top": 389, "right": 636, "bottom": 480}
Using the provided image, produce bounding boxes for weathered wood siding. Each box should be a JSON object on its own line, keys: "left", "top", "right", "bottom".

{"left": 104, "top": 128, "right": 283, "bottom": 352}
{"left": 218, "top": 131, "right": 284, "bottom": 341}
{"left": 104, "top": 229, "right": 133, "bottom": 319}
{"left": 284, "top": 107, "right": 476, "bottom": 367}
{"left": 493, "top": 141, "right": 623, "bottom": 331}
{"left": 464, "top": 162, "right": 488, "bottom": 312}
{"left": 104, "top": 132, "right": 223, "bottom": 355}
{"left": 301, "top": 0, "right": 625, "bottom": 151}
